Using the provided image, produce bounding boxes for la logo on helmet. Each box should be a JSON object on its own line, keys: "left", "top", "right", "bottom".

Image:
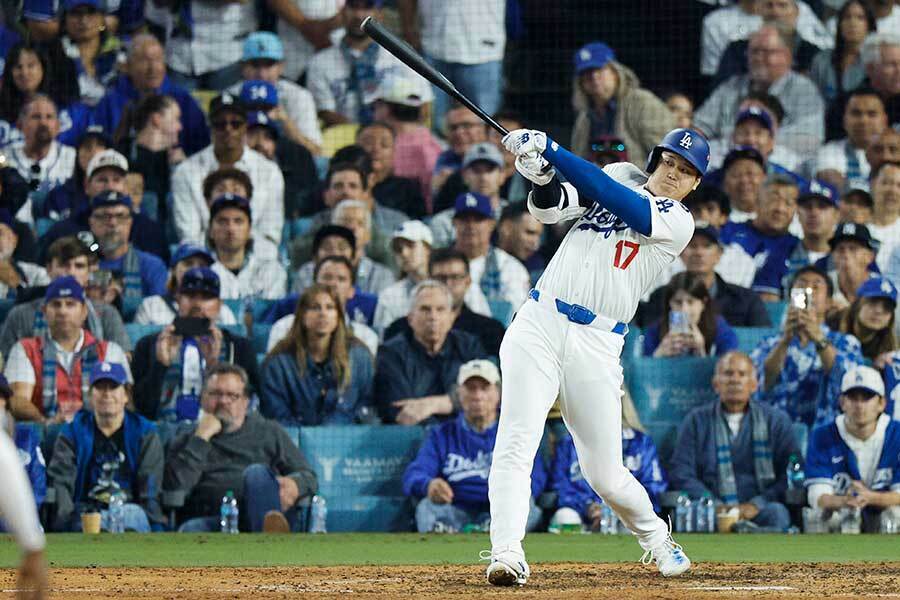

{"left": 679, "top": 133, "right": 692, "bottom": 149}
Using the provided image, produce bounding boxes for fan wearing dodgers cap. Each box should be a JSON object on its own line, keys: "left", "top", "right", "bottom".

{"left": 829, "top": 277, "right": 898, "bottom": 365}
{"left": 806, "top": 364, "right": 900, "bottom": 531}
{"left": 238, "top": 77, "right": 320, "bottom": 156}
{"left": 170, "top": 91, "right": 285, "bottom": 260}
{"left": 3, "top": 276, "right": 131, "bottom": 424}
{"left": 208, "top": 193, "right": 288, "bottom": 301}
{"left": 570, "top": 41, "right": 674, "bottom": 167}
{"left": 372, "top": 221, "right": 433, "bottom": 336}
{"left": 46, "top": 361, "right": 164, "bottom": 533}
{"left": 816, "top": 221, "right": 880, "bottom": 310}
{"left": 402, "top": 359, "right": 546, "bottom": 534}
{"left": 39, "top": 125, "right": 112, "bottom": 223}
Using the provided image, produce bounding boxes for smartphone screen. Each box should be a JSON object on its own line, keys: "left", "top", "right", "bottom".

{"left": 173, "top": 316, "right": 211, "bottom": 338}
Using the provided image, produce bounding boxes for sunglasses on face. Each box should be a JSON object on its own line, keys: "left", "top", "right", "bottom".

{"left": 212, "top": 118, "right": 246, "bottom": 131}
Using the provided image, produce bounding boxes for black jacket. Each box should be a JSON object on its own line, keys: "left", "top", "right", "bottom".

{"left": 131, "top": 328, "right": 260, "bottom": 420}
{"left": 383, "top": 305, "right": 506, "bottom": 356}
{"left": 635, "top": 273, "right": 772, "bottom": 329}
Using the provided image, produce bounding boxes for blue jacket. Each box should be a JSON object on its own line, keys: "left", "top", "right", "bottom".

{"left": 375, "top": 329, "right": 486, "bottom": 423}
{"left": 14, "top": 424, "right": 46, "bottom": 506}
{"left": 91, "top": 75, "right": 210, "bottom": 156}
{"left": 642, "top": 315, "right": 738, "bottom": 357}
{"left": 551, "top": 429, "right": 667, "bottom": 515}
{"left": 48, "top": 409, "right": 164, "bottom": 529}
{"left": 260, "top": 342, "right": 375, "bottom": 426}
{"left": 403, "top": 413, "right": 547, "bottom": 512}
{"left": 669, "top": 400, "right": 801, "bottom": 507}
{"left": 262, "top": 288, "right": 378, "bottom": 326}
{"left": 720, "top": 221, "right": 801, "bottom": 298}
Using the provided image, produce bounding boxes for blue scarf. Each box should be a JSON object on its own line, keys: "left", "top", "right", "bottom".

{"left": 158, "top": 335, "right": 233, "bottom": 422}
{"left": 33, "top": 300, "right": 104, "bottom": 341}
{"left": 340, "top": 40, "right": 380, "bottom": 124}
{"left": 714, "top": 401, "right": 775, "bottom": 505}
{"left": 479, "top": 247, "right": 504, "bottom": 304}
{"left": 121, "top": 247, "right": 143, "bottom": 299}
{"left": 41, "top": 332, "right": 100, "bottom": 419}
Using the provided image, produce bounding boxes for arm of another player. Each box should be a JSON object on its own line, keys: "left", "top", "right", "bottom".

{"left": 503, "top": 129, "right": 652, "bottom": 235}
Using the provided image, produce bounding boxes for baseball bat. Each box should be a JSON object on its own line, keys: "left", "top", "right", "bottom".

{"left": 360, "top": 17, "right": 509, "bottom": 136}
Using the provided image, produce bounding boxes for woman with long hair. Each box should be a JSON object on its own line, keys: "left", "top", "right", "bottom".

{"left": 810, "top": 0, "right": 876, "bottom": 102}
{"left": 55, "top": 0, "right": 123, "bottom": 107}
{"left": 260, "top": 284, "right": 374, "bottom": 426}
{"left": 644, "top": 272, "right": 737, "bottom": 357}
{"left": 829, "top": 277, "right": 898, "bottom": 366}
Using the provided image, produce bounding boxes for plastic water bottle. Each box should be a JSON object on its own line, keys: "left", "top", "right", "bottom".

{"left": 675, "top": 494, "right": 694, "bottom": 533}
{"left": 310, "top": 495, "right": 327, "bottom": 533}
{"left": 841, "top": 506, "right": 862, "bottom": 534}
{"left": 599, "top": 503, "right": 615, "bottom": 535}
{"left": 786, "top": 454, "right": 805, "bottom": 490}
{"left": 696, "top": 493, "right": 715, "bottom": 533}
{"left": 107, "top": 490, "right": 125, "bottom": 534}
{"left": 220, "top": 490, "right": 239, "bottom": 534}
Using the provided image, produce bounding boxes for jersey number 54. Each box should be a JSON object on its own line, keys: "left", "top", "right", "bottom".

{"left": 613, "top": 240, "right": 640, "bottom": 270}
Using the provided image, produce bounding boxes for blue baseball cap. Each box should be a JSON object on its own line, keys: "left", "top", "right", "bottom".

{"left": 45, "top": 275, "right": 85, "bottom": 304}
{"left": 247, "top": 111, "right": 279, "bottom": 137}
{"left": 210, "top": 193, "right": 252, "bottom": 221}
{"left": 453, "top": 192, "right": 494, "bottom": 220}
{"left": 799, "top": 179, "right": 839, "bottom": 207}
{"left": 857, "top": 277, "right": 898, "bottom": 307}
{"left": 179, "top": 267, "right": 221, "bottom": 297}
{"left": 170, "top": 242, "right": 214, "bottom": 268}
{"left": 735, "top": 106, "right": 774, "bottom": 132}
{"left": 90, "top": 362, "right": 128, "bottom": 386}
{"left": 240, "top": 80, "right": 278, "bottom": 108}
{"left": 243, "top": 31, "right": 284, "bottom": 62}
{"left": 90, "top": 190, "right": 132, "bottom": 213}
{"left": 574, "top": 42, "right": 615, "bottom": 75}
{"left": 64, "top": 0, "right": 101, "bottom": 10}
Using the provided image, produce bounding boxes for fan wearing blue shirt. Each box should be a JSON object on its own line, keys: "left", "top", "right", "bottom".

{"left": 402, "top": 360, "right": 546, "bottom": 533}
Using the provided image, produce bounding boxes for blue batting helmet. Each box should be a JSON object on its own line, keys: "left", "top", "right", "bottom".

{"left": 646, "top": 128, "right": 710, "bottom": 176}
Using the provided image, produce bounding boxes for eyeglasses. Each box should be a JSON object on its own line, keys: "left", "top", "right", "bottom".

{"left": 212, "top": 119, "right": 246, "bottom": 131}
{"left": 205, "top": 390, "right": 244, "bottom": 402}
{"left": 90, "top": 212, "right": 131, "bottom": 224}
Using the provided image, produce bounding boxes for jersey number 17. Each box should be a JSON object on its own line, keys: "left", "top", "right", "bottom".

{"left": 613, "top": 240, "right": 640, "bottom": 270}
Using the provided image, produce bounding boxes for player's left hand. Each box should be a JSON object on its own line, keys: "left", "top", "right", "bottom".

{"left": 502, "top": 129, "right": 547, "bottom": 157}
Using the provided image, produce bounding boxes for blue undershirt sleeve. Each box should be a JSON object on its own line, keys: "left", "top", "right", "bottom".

{"left": 542, "top": 137, "right": 652, "bottom": 235}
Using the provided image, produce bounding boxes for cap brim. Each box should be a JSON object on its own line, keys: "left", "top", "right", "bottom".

{"left": 91, "top": 376, "right": 125, "bottom": 386}
{"left": 842, "top": 385, "right": 882, "bottom": 396}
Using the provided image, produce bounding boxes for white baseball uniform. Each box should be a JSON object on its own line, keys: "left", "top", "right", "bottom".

{"left": 488, "top": 162, "right": 695, "bottom": 555}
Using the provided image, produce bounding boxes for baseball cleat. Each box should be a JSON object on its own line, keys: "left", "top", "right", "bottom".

{"left": 479, "top": 549, "right": 530, "bottom": 586}
{"left": 640, "top": 533, "right": 691, "bottom": 577}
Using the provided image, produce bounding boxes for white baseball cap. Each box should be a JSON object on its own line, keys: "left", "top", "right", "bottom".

{"left": 86, "top": 149, "right": 128, "bottom": 179}
{"left": 841, "top": 365, "right": 885, "bottom": 396}
{"left": 392, "top": 220, "right": 433, "bottom": 246}
{"left": 457, "top": 359, "right": 501, "bottom": 386}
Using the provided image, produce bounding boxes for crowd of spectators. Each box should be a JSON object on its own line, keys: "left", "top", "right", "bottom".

{"left": 0, "top": 0, "right": 897, "bottom": 535}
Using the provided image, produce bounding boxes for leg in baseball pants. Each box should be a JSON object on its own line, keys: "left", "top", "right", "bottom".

{"left": 558, "top": 325, "right": 669, "bottom": 550}
{"left": 489, "top": 301, "right": 565, "bottom": 554}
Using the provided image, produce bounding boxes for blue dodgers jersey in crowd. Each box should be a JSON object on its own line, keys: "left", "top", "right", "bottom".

{"left": 550, "top": 430, "right": 667, "bottom": 516}
{"left": 14, "top": 424, "right": 46, "bottom": 506}
{"left": 806, "top": 418, "right": 900, "bottom": 495}
{"left": 720, "top": 221, "right": 800, "bottom": 297}
{"left": 402, "top": 414, "right": 547, "bottom": 511}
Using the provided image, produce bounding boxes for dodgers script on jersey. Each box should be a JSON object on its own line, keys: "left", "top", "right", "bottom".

{"left": 528, "top": 162, "right": 696, "bottom": 323}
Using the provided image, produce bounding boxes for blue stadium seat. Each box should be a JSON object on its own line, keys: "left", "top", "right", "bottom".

{"left": 221, "top": 323, "right": 247, "bottom": 339}
{"left": 288, "top": 217, "right": 314, "bottom": 239}
{"left": 622, "top": 327, "right": 642, "bottom": 359}
{"left": 126, "top": 323, "right": 163, "bottom": 346}
{"left": 252, "top": 299, "right": 275, "bottom": 322}
{"left": 733, "top": 327, "right": 778, "bottom": 354}
{"left": 624, "top": 356, "right": 718, "bottom": 465}
{"left": 223, "top": 299, "right": 244, "bottom": 323}
{"left": 250, "top": 324, "right": 271, "bottom": 355}
{"left": 764, "top": 301, "right": 787, "bottom": 326}
{"left": 488, "top": 300, "right": 513, "bottom": 326}
{"left": 299, "top": 425, "right": 425, "bottom": 531}
{"left": 122, "top": 296, "right": 142, "bottom": 323}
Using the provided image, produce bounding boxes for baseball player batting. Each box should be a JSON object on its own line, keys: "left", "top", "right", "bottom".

{"left": 482, "top": 127, "right": 709, "bottom": 586}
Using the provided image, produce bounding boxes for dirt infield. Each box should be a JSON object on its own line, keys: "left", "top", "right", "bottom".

{"left": 2, "top": 562, "right": 899, "bottom": 599}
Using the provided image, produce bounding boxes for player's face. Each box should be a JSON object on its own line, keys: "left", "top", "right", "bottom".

{"left": 648, "top": 152, "right": 700, "bottom": 200}
{"left": 459, "top": 377, "right": 500, "bottom": 423}
{"left": 392, "top": 238, "right": 430, "bottom": 278}
{"left": 723, "top": 159, "right": 766, "bottom": 213}
{"left": 839, "top": 389, "right": 886, "bottom": 428}
{"left": 301, "top": 291, "right": 340, "bottom": 338}
{"left": 732, "top": 121, "right": 774, "bottom": 158}
{"left": 91, "top": 381, "right": 128, "bottom": 421}
{"left": 844, "top": 95, "right": 887, "bottom": 148}
{"left": 756, "top": 183, "right": 798, "bottom": 233}
{"left": 680, "top": 236, "right": 721, "bottom": 274}
{"left": 872, "top": 165, "right": 900, "bottom": 214}
{"left": 408, "top": 287, "right": 453, "bottom": 346}
{"left": 857, "top": 297, "right": 894, "bottom": 332}
{"left": 669, "top": 290, "right": 705, "bottom": 326}
{"left": 712, "top": 354, "right": 757, "bottom": 409}
{"left": 579, "top": 65, "right": 619, "bottom": 104}
{"left": 832, "top": 240, "right": 874, "bottom": 275}
{"left": 797, "top": 198, "right": 838, "bottom": 238}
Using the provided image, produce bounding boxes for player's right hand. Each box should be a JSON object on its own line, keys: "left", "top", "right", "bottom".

{"left": 502, "top": 128, "right": 547, "bottom": 157}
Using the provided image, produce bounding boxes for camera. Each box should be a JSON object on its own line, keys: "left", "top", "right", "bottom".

{"left": 790, "top": 287, "right": 813, "bottom": 311}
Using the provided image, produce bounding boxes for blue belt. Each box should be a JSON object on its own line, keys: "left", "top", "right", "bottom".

{"left": 529, "top": 289, "right": 628, "bottom": 335}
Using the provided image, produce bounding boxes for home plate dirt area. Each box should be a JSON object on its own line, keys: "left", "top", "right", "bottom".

{"left": 2, "top": 562, "right": 898, "bottom": 599}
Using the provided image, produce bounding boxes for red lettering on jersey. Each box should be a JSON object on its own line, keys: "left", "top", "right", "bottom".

{"left": 613, "top": 240, "right": 640, "bottom": 270}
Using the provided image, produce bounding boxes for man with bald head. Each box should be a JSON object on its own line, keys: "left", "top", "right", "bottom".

{"left": 669, "top": 351, "right": 801, "bottom": 532}
{"left": 695, "top": 25, "right": 825, "bottom": 157}
{"left": 91, "top": 34, "right": 210, "bottom": 155}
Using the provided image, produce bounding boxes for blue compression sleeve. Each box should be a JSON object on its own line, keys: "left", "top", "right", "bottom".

{"left": 542, "top": 137, "right": 652, "bottom": 235}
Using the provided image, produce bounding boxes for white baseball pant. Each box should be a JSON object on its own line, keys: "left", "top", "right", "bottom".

{"left": 488, "top": 298, "right": 668, "bottom": 554}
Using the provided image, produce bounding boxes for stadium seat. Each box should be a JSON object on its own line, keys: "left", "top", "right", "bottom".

{"left": 126, "top": 323, "right": 163, "bottom": 347}
{"left": 764, "top": 301, "right": 787, "bottom": 326}
{"left": 249, "top": 324, "right": 272, "bottom": 355}
{"left": 190, "top": 89, "right": 217, "bottom": 114}
{"left": 324, "top": 495, "right": 414, "bottom": 532}
{"left": 733, "top": 327, "right": 778, "bottom": 353}
{"left": 287, "top": 217, "right": 314, "bottom": 239}
{"left": 320, "top": 123, "right": 360, "bottom": 158}
{"left": 221, "top": 323, "right": 246, "bottom": 339}
{"left": 622, "top": 327, "right": 642, "bottom": 360}
{"left": 624, "top": 355, "right": 718, "bottom": 465}
{"left": 122, "top": 296, "right": 142, "bottom": 323}
{"left": 223, "top": 299, "right": 245, "bottom": 323}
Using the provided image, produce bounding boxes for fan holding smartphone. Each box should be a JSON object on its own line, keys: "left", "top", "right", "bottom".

{"left": 644, "top": 272, "right": 738, "bottom": 358}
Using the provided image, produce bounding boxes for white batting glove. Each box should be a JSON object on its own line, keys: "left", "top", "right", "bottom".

{"left": 515, "top": 152, "right": 555, "bottom": 186}
{"left": 502, "top": 129, "right": 547, "bottom": 157}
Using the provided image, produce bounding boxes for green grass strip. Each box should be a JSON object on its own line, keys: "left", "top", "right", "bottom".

{"left": 0, "top": 533, "right": 896, "bottom": 568}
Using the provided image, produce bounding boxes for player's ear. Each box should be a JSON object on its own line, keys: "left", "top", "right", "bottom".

{"left": 690, "top": 175, "right": 702, "bottom": 192}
